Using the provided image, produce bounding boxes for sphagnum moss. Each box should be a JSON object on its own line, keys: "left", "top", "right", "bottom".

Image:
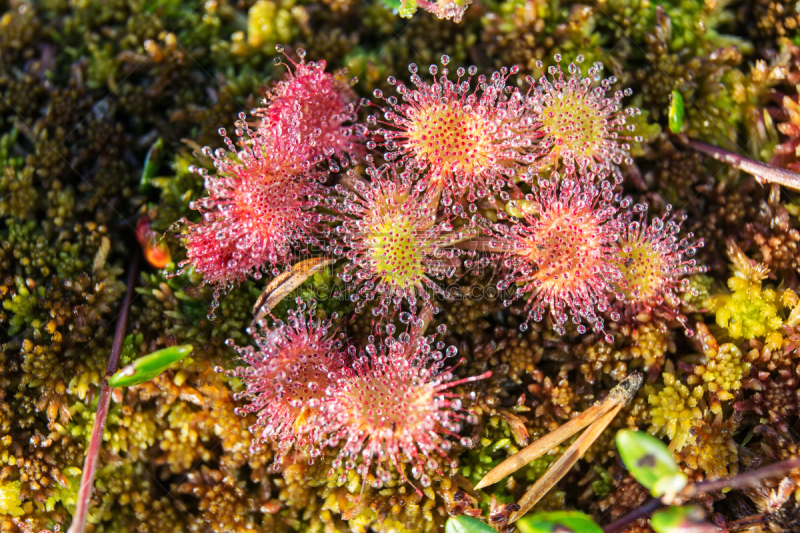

{"left": 4, "top": 1, "right": 800, "bottom": 532}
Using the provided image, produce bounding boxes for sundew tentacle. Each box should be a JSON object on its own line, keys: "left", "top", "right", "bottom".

{"left": 175, "top": 119, "right": 333, "bottom": 299}
{"left": 316, "top": 316, "right": 490, "bottom": 496}
{"left": 525, "top": 54, "right": 642, "bottom": 178}
{"left": 222, "top": 301, "right": 346, "bottom": 455}
{"left": 255, "top": 45, "right": 365, "bottom": 170}
{"left": 369, "top": 55, "right": 537, "bottom": 207}
{"left": 413, "top": 0, "right": 473, "bottom": 23}
{"left": 331, "top": 165, "right": 475, "bottom": 316}
{"left": 614, "top": 204, "right": 709, "bottom": 333}
{"left": 480, "top": 168, "right": 624, "bottom": 340}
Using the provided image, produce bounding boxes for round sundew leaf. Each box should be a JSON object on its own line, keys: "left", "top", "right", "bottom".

{"left": 616, "top": 430, "right": 687, "bottom": 497}
{"left": 516, "top": 511, "right": 603, "bottom": 533}
{"left": 445, "top": 516, "right": 496, "bottom": 533}
{"left": 108, "top": 345, "right": 193, "bottom": 388}
{"left": 668, "top": 91, "right": 684, "bottom": 134}
{"left": 651, "top": 506, "right": 718, "bottom": 533}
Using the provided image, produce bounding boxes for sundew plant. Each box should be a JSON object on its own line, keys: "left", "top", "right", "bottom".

{"left": 5, "top": 2, "right": 800, "bottom": 533}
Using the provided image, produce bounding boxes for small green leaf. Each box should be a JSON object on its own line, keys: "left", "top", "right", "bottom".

{"left": 139, "top": 138, "right": 163, "bottom": 193}
{"left": 651, "top": 506, "right": 717, "bottom": 533}
{"left": 379, "top": 0, "right": 403, "bottom": 10}
{"left": 516, "top": 511, "right": 603, "bottom": 533}
{"left": 486, "top": 438, "right": 512, "bottom": 454}
{"left": 108, "top": 345, "right": 193, "bottom": 387}
{"left": 445, "top": 516, "right": 496, "bottom": 533}
{"left": 668, "top": 91, "right": 684, "bottom": 134}
{"left": 616, "top": 430, "right": 687, "bottom": 497}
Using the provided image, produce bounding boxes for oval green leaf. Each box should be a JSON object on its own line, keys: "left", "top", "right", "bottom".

{"left": 668, "top": 91, "right": 684, "bottom": 134}
{"left": 445, "top": 516, "right": 496, "bottom": 533}
{"left": 516, "top": 511, "right": 603, "bottom": 533}
{"left": 108, "top": 344, "right": 193, "bottom": 387}
{"left": 651, "top": 506, "right": 717, "bottom": 533}
{"left": 379, "top": 0, "right": 403, "bottom": 10}
{"left": 139, "top": 138, "right": 163, "bottom": 193}
{"left": 616, "top": 430, "right": 687, "bottom": 497}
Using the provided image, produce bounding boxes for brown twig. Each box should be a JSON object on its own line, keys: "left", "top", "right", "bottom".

{"left": 68, "top": 253, "right": 140, "bottom": 533}
{"left": 600, "top": 456, "right": 800, "bottom": 533}
{"left": 680, "top": 456, "right": 800, "bottom": 499}
{"left": 603, "top": 498, "right": 662, "bottom": 533}
{"left": 676, "top": 135, "right": 800, "bottom": 191}
{"left": 726, "top": 515, "right": 770, "bottom": 532}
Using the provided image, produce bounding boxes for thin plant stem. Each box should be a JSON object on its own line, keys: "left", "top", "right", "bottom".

{"left": 681, "top": 456, "right": 800, "bottom": 499}
{"left": 677, "top": 136, "right": 800, "bottom": 191}
{"left": 68, "top": 253, "right": 140, "bottom": 533}
{"left": 603, "top": 498, "right": 662, "bottom": 533}
{"left": 601, "top": 456, "right": 800, "bottom": 533}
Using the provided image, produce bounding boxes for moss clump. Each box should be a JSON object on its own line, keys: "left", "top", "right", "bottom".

{"left": 0, "top": 480, "right": 24, "bottom": 517}
{"left": 2, "top": 0, "right": 800, "bottom": 530}
{"left": 648, "top": 372, "right": 704, "bottom": 452}
{"left": 705, "top": 244, "right": 792, "bottom": 349}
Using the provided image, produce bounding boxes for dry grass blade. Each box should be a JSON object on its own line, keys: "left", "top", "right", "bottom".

{"left": 474, "top": 402, "right": 610, "bottom": 490}
{"left": 509, "top": 404, "right": 623, "bottom": 523}
{"left": 475, "top": 372, "right": 643, "bottom": 491}
{"left": 252, "top": 256, "right": 334, "bottom": 324}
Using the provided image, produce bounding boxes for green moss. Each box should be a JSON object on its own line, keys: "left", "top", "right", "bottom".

{"left": 460, "top": 414, "right": 557, "bottom": 492}
{"left": 705, "top": 247, "right": 787, "bottom": 348}
{"left": 45, "top": 467, "right": 81, "bottom": 513}
{"left": 2, "top": 0, "right": 800, "bottom": 530}
{"left": 0, "top": 480, "right": 24, "bottom": 517}
{"left": 3, "top": 278, "right": 42, "bottom": 335}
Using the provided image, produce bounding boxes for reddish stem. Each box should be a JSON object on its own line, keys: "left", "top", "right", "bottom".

{"left": 68, "top": 253, "right": 139, "bottom": 533}
{"left": 603, "top": 498, "right": 662, "bottom": 533}
{"left": 682, "top": 456, "right": 800, "bottom": 498}
{"left": 678, "top": 136, "right": 800, "bottom": 191}
{"left": 601, "top": 456, "right": 800, "bottom": 533}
